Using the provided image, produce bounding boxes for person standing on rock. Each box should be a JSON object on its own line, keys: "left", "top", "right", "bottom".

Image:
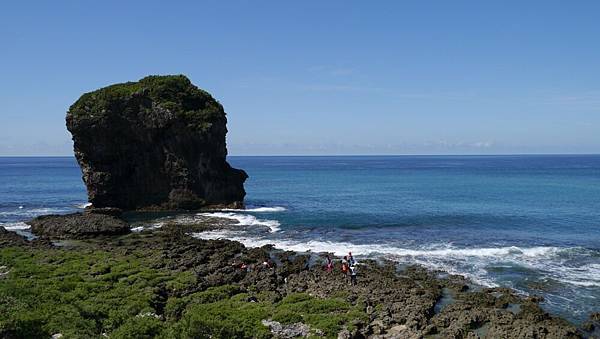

{"left": 350, "top": 265, "right": 357, "bottom": 286}
{"left": 348, "top": 252, "right": 356, "bottom": 266}
{"left": 341, "top": 256, "right": 349, "bottom": 281}
{"left": 325, "top": 255, "right": 334, "bottom": 273}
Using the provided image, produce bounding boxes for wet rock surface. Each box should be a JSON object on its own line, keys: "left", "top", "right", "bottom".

{"left": 26, "top": 212, "right": 130, "bottom": 239}
{"left": 1, "top": 224, "right": 590, "bottom": 338}
{"left": 583, "top": 312, "right": 600, "bottom": 337}
{"left": 66, "top": 75, "right": 247, "bottom": 210}
{"left": 0, "top": 227, "right": 28, "bottom": 247}
{"left": 145, "top": 228, "right": 588, "bottom": 338}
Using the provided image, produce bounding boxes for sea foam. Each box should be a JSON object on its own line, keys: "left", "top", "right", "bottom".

{"left": 191, "top": 232, "right": 559, "bottom": 258}
{"left": 221, "top": 206, "right": 287, "bottom": 213}
{"left": 0, "top": 222, "right": 31, "bottom": 230}
{"left": 191, "top": 230, "right": 599, "bottom": 289}
{"left": 198, "top": 212, "right": 281, "bottom": 232}
{"left": 0, "top": 207, "right": 72, "bottom": 217}
{"left": 75, "top": 202, "right": 92, "bottom": 209}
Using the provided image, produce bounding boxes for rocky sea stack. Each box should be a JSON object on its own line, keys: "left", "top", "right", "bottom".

{"left": 66, "top": 75, "right": 247, "bottom": 210}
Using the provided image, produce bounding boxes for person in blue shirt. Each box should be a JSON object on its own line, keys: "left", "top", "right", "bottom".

{"left": 348, "top": 252, "right": 356, "bottom": 266}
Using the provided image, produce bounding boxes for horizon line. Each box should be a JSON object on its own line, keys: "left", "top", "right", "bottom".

{"left": 1, "top": 153, "right": 600, "bottom": 158}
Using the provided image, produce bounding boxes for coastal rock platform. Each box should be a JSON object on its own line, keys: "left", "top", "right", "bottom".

{"left": 1, "top": 222, "right": 592, "bottom": 338}
{"left": 26, "top": 212, "right": 130, "bottom": 239}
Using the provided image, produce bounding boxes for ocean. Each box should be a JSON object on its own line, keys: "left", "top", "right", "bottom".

{"left": 1, "top": 155, "right": 599, "bottom": 324}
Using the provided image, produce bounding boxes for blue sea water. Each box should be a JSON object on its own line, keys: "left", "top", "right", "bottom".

{"left": 1, "top": 155, "right": 599, "bottom": 324}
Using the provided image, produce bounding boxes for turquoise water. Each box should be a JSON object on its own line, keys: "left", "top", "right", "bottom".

{"left": 1, "top": 155, "right": 599, "bottom": 323}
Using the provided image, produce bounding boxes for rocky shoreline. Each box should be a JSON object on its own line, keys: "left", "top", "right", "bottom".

{"left": 1, "top": 216, "right": 598, "bottom": 338}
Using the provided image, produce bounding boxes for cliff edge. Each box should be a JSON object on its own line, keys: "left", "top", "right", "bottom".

{"left": 66, "top": 75, "right": 247, "bottom": 210}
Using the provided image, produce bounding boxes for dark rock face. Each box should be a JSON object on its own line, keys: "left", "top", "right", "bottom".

{"left": 0, "top": 227, "right": 28, "bottom": 247}
{"left": 66, "top": 75, "right": 247, "bottom": 210}
{"left": 27, "top": 213, "right": 130, "bottom": 239}
{"left": 583, "top": 312, "right": 600, "bottom": 335}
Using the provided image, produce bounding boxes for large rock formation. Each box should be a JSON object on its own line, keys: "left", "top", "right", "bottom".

{"left": 66, "top": 75, "right": 247, "bottom": 210}
{"left": 27, "top": 212, "right": 130, "bottom": 239}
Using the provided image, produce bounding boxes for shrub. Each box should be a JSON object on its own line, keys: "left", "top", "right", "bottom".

{"left": 171, "top": 294, "right": 271, "bottom": 339}
{"left": 111, "top": 316, "right": 165, "bottom": 339}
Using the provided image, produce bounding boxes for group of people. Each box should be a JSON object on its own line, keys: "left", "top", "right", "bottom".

{"left": 233, "top": 259, "right": 275, "bottom": 272}
{"left": 325, "top": 252, "right": 358, "bottom": 285}
{"left": 232, "top": 251, "right": 359, "bottom": 286}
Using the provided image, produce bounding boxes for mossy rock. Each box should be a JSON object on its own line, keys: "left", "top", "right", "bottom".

{"left": 66, "top": 74, "right": 247, "bottom": 210}
{"left": 68, "top": 75, "right": 224, "bottom": 132}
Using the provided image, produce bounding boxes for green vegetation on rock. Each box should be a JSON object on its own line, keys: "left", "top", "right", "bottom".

{"left": 0, "top": 245, "right": 366, "bottom": 338}
{"left": 67, "top": 75, "right": 225, "bottom": 132}
{"left": 0, "top": 225, "right": 583, "bottom": 338}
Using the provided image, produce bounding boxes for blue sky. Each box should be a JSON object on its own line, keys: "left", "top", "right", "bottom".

{"left": 1, "top": 1, "right": 599, "bottom": 155}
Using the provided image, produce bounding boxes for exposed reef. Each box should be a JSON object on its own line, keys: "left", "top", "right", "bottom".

{"left": 66, "top": 75, "right": 247, "bottom": 210}
{"left": 0, "top": 221, "right": 591, "bottom": 338}
{"left": 26, "top": 211, "right": 130, "bottom": 239}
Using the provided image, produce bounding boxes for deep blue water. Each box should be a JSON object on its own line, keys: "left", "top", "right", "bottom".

{"left": 1, "top": 155, "right": 599, "bottom": 323}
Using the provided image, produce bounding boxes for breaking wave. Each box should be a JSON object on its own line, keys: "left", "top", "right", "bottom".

{"left": 191, "top": 230, "right": 599, "bottom": 289}
{"left": 130, "top": 211, "right": 283, "bottom": 233}
{"left": 192, "top": 231, "right": 560, "bottom": 258}
{"left": 198, "top": 212, "right": 281, "bottom": 232}
{"left": 0, "top": 207, "right": 73, "bottom": 217}
{"left": 221, "top": 206, "right": 287, "bottom": 213}
{"left": 0, "top": 222, "right": 31, "bottom": 230}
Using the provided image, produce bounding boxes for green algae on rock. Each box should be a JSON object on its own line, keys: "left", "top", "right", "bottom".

{"left": 68, "top": 75, "right": 223, "bottom": 132}
{"left": 66, "top": 75, "right": 247, "bottom": 210}
{"left": 0, "top": 226, "right": 585, "bottom": 339}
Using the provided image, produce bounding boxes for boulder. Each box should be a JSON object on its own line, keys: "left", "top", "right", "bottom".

{"left": 27, "top": 213, "right": 130, "bottom": 239}
{"left": 84, "top": 207, "right": 123, "bottom": 217}
{"left": 0, "top": 226, "right": 28, "bottom": 247}
{"left": 66, "top": 75, "right": 247, "bottom": 210}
